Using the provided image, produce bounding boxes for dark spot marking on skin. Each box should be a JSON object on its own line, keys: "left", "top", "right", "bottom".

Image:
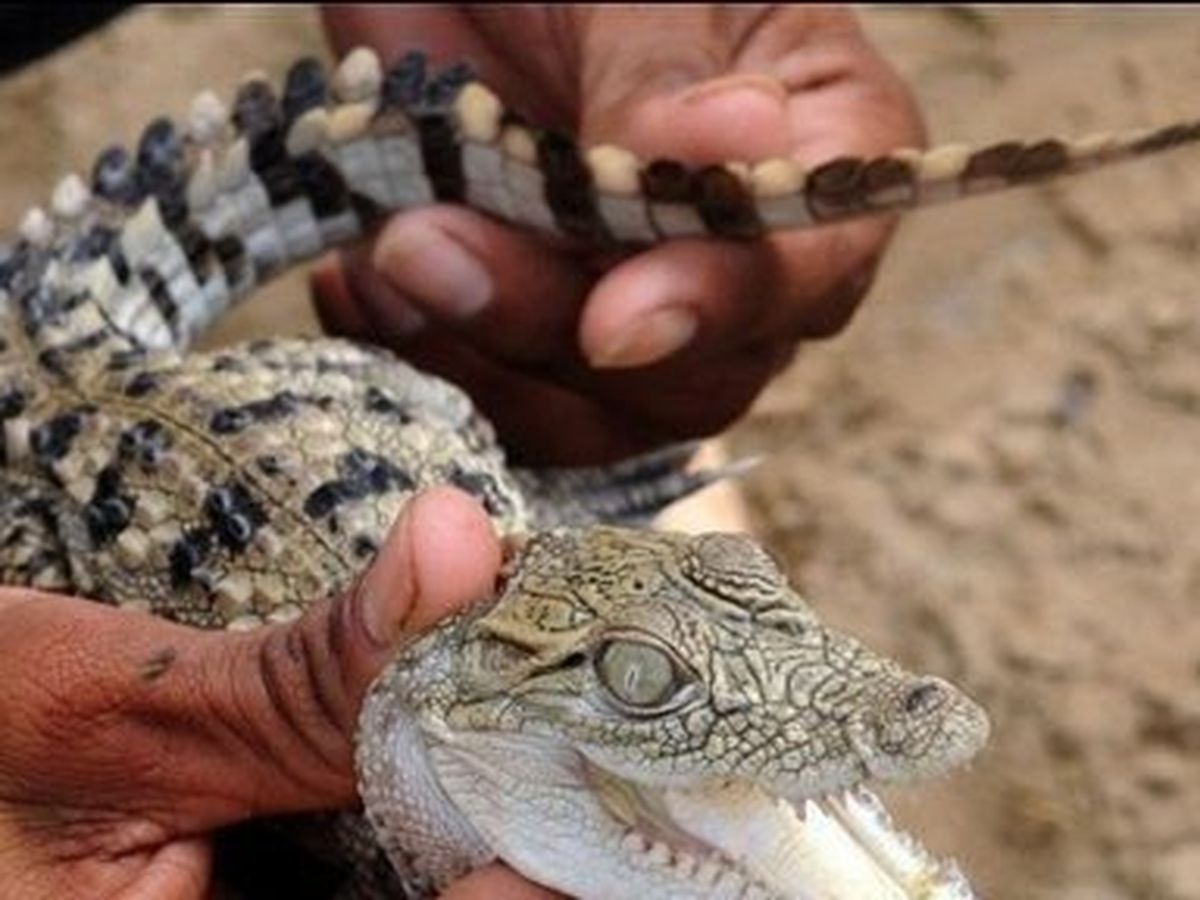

{"left": 233, "top": 78, "right": 307, "bottom": 206}
{"left": 92, "top": 144, "right": 144, "bottom": 207}
{"left": 213, "top": 234, "right": 249, "bottom": 285}
{"left": 175, "top": 221, "right": 216, "bottom": 281}
{"left": 293, "top": 152, "right": 352, "bottom": 218}
{"left": 303, "top": 483, "right": 344, "bottom": 520}
{"left": 36, "top": 348, "right": 67, "bottom": 377}
{"left": 423, "top": 61, "right": 473, "bottom": 107}
{"left": 1009, "top": 139, "right": 1070, "bottom": 181}
{"left": 70, "top": 224, "right": 117, "bottom": 264}
{"left": 303, "top": 448, "right": 416, "bottom": 519}
{"left": 84, "top": 464, "right": 135, "bottom": 545}
{"left": 209, "top": 391, "right": 300, "bottom": 434}
{"left": 234, "top": 79, "right": 283, "bottom": 141}
{"left": 0, "top": 388, "right": 26, "bottom": 419}
{"left": 30, "top": 409, "right": 88, "bottom": 462}
{"left": 538, "top": 128, "right": 606, "bottom": 241}
{"left": 106, "top": 348, "right": 148, "bottom": 371}
{"left": 139, "top": 647, "right": 177, "bottom": 682}
{"left": 364, "top": 386, "right": 412, "bottom": 422}
{"left": 170, "top": 527, "right": 214, "bottom": 588}
{"left": 255, "top": 454, "right": 284, "bottom": 477}
{"left": 352, "top": 534, "right": 378, "bottom": 559}
{"left": 118, "top": 419, "right": 172, "bottom": 468}
{"left": 383, "top": 50, "right": 428, "bottom": 108}
{"left": 349, "top": 190, "right": 388, "bottom": 227}
{"left": 862, "top": 156, "right": 917, "bottom": 205}
{"left": 444, "top": 465, "right": 509, "bottom": 517}
{"left": 962, "top": 141, "right": 1023, "bottom": 185}
{"left": 137, "top": 117, "right": 188, "bottom": 226}
{"left": 641, "top": 160, "right": 694, "bottom": 203}
{"left": 283, "top": 56, "right": 328, "bottom": 123}
{"left": 257, "top": 160, "right": 305, "bottom": 207}
{"left": 124, "top": 371, "right": 161, "bottom": 398}
{"left": 0, "top": 244, "right": 31, "bottom": 294}
{"left": 1131, "top": 121, "right": 1200, "bottom": 155}
{"left": 84, "top": 494, "right": 134, "bottom": 545}
{"left": 805, "top": 157, "right": 866, "bottom": 218}
{"left": 20, "top": 285, "right": 61, "bottom": 334}
{"left": 204, "top": 481, "right": 269, "bottom": 554}
{"left": 208, "top": 408, "right": 249, "bottom": 433}
{"left": 695, "top": 165, "right": 761, "bottom": 239}
{"left": 59, "top": 329, "right": 110, "bottom": 356}
{"left": 139, "top": 267, "right": 178, "bottom": 330}
{"left": 415, "top": 109, "right": 465, "bottom": 200}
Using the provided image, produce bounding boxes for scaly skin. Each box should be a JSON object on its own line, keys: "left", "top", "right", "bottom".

{"left": 358, "top": 528, "right": 989, "bottom": 899}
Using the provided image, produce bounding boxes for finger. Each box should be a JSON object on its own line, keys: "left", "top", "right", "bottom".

{"left": 575, "top": 7, "right": 794, "bottom": 159}
{"left": 310, "top": 250, "right": 428, "bottom": 347}
{"left": 0, "top": 835, "right": 213, "bottom": 900}
{"left": 311, "top": 212, "right": 797, "bottom": 460}
{"left": 580, "top": 215, "right": 887, "bottom": 370}
{"left": 0, "top": 488, "right": 501, "bottom": 832}
{"left": 440, "top": 863, "right": 565, "bottom": 900}
{"left": 572, "top": 9, "right": 922, "bottom": 369}
{"left": 579, "top": 337, "right": 799, "bottom": 440}
{"left": 118, "top": 839, "right": 212, "bottom": 900}
{"left": 366, "top": 206, "right": 593, "bottom": 365}
{"left": 206, "top": 486, "right": 503, "bottom": 816}
{"left": 310, "top": 246, "right": 653, "bottom": 463}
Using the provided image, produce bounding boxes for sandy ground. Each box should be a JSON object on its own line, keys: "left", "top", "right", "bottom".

{"left": 2, "top": 7, "right": 1200, "bottom": 899}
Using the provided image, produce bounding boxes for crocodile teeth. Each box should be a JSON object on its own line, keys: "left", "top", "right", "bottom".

{"left": 654, "top": 780, "right": 978, "bottom": 900}
{"left": 823, "top": 788, "right": 976, "bottom": 900}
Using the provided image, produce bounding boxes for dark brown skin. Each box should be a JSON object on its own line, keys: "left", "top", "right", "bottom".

{"left": 0, "top": 489, "right": 561, "bottom": 899}
{"left": 0, "top": 7, "right": 921, "bottom": 898}
{"left": 315, "top": 5, "right": 924, "bottom": 464}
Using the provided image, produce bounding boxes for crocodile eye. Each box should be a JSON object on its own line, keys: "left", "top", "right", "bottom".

{"left": 596, "top": 640, "right": 688, "bottom": 710}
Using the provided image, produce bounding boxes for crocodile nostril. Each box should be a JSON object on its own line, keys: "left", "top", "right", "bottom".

{"left": 903, "top": 680, "right": 945, "bottom": 715}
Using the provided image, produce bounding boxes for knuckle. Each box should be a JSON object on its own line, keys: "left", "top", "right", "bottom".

{"left": 256, "top": 610, "right": 355, "bottom": 758}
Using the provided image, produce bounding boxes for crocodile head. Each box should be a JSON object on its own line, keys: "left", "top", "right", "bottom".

{"left": 358, "top": 526, "right": 990, "bottom": 899}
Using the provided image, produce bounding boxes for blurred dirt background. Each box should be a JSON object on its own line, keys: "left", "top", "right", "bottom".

{"left": 2, "top": 6, "right": 1199, "bottom": 900}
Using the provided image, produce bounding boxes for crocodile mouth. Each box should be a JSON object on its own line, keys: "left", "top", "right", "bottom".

{"left": 587, "top": 763, "right": 976, "bottom": 900}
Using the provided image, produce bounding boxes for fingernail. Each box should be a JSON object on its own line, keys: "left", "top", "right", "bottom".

{"left": 356, "top": 502, "right": 419, "bottom": 648}
{"left": 374, "top": 220, "right": 493, "bottom": 320}
{"left": 676, "top": 73, "right": 789, "bottom": 107}
{"left": 590, "top": 306, "right": 698, "bottom": 369}
{"left": 378, "top": 300, "right": 428, "bottom": 340}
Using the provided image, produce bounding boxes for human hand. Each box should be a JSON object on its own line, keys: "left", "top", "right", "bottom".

{"left": 0, "top": 488, "right": 559, "bottom": 900}
{"left": 314, "top": 6, "right": 924, "bottom": 464}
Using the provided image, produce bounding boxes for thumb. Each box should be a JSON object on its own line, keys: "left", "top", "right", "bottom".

{"left": 575, "top": 8, "right": 793, "bottom": 163}
{"left": 200, "top": 485, "right": 504, "bottom": 818}
{"left": 0, "top": 487, "right": 502, "bottom": 837}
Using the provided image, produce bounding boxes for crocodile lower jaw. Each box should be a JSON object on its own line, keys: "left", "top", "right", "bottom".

{"left": 591, "top": 764, "right": 977, "bottom": 900}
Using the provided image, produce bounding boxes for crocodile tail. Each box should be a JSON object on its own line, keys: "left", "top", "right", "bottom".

{"left": 513, "top": 441, "right": 761, "bottom": 528}
{"left": 4, "top": 45, "right": 1200, "bottom": 377}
